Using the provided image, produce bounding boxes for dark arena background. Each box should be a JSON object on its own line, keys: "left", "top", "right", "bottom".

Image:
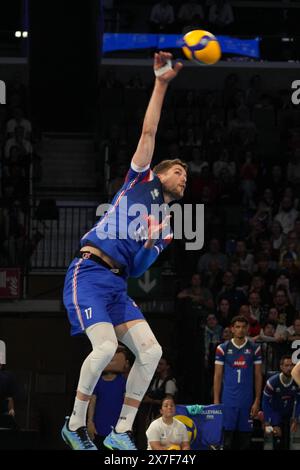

{"left": 1, "top": 0, "right": 300, "bottom": 452}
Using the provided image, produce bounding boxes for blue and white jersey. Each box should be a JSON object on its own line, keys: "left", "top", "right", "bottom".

{"left": 262, "top": 373, "right": 300, "bottom": 424}
{"left": 215, "top": 339, "right": 262, "bottom": 407}
{"left": 80, "top": 162, "right": 172, "bottom": 276}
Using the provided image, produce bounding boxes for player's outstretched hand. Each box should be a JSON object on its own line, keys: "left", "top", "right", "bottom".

{"left": 154, "top": 51, "right": 183, "bottom": 83}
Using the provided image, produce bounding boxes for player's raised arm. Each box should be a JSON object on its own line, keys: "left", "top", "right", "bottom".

{"left": 131, "top": 51, "right": 182, "bottom": 170}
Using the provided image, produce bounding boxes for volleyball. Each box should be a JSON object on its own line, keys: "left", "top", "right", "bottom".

{"left": 182, "top": 29, "right": 221, "bottom": 65}
{"left": 174, "top": 415, "right": 197, "bottom": 444}
{"left": 167, "top": 444, "right": 181, "bottom": 450}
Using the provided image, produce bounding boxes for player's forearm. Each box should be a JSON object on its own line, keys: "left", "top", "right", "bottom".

{"left": 213, "top": 377, "right": 222, "bottom": 403}
{"left": 132, "top": 81, "right": 168, "bottom": 169}
{"left": 254, "top": 367, "right": 263, "bottom": 403}
{"left": 143, "top": 80, "right": 168, "bottom": 135}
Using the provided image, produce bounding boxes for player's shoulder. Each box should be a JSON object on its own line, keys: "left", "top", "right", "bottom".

{"left": 125, "top": 161, "right": 155, "bottom": 184}
{"left": 268, "top": 372, "right": 280, "bottom": 385}
{"left": 216, "top": 340, "right": 231, "bottom": 355}
{"left": 246, "top": 339, "right": 261, "bottom": 352}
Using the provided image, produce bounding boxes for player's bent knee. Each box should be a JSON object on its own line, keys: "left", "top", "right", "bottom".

{"left": 138, "top": 342, "right": 162, "bottom": 373}
{"left": 89, "top": 340, "right": 118, "bottom": 375}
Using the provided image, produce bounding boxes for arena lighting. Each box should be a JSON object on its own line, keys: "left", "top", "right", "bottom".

{"left": 22, "top": 31, "right": 28, "bottom": 38}
{"left": 281, "top": 37, "right": 294, "bottom": 42}
{"left": 15, "top": 31, "right": 21, "bottom": 38}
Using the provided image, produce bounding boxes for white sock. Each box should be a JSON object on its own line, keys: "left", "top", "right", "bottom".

{"left": 115, "top": 404, "right": 138, "bottom": 433}
{"left": 69, "top": 398, "right": 89, "bottom": 431}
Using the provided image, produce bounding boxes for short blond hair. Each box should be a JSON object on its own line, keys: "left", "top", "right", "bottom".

{"left": 153, "top": 158, "right": 188, "bottom": 175}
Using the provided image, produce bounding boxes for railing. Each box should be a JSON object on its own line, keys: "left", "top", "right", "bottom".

{"left": 29, "top": 205, "right": 98, "bottom": 270}
{"left": 0, "top": 204, "right": 99, "bottom": 271}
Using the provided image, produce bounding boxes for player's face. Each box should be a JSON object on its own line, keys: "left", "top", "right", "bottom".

{"left": 281, "top": 359, "right": 294, "bottom": 377}
{"left": 161, "top": 399, "right": 175, "bottom": 417}
{"left": 231, "top": 321, "right": 248, "bottom": 340}
{"left": 159, "top": 165, "right": 187, "bottom": 201}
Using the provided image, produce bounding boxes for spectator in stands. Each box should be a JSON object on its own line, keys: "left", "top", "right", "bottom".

{"left": 286, "top": 317, "right": 300, "bottom": 344}
{"left": 248, "top": 291, "right": 265, "bottom": 325}
{"left": 229, "top": 258, "right": 251, "bottom": 294}
{"left": 177, "top": 272, "right": 214, "bottom": 310}
{"left": 264, "top": 165, "right": 286, "bottom": 204}
{"left": 270, "top": 220, "right": 286, "bottom": 261}
{"left": 274, "top": 195, "right": 299, "bottom": 235}
{"left": 266, "top": 307, "right": 288, "bottom": 341}
{"left": 216, "top": 167, "right": 237, "bottom": 206}
{"left": 254, "top": 188, "right": 277, "bottom": 228}
{"left": 239, "top": 152, "right": 258, "bottom": 209}
{"left": 279, "top": 230, "right": 300, "bottom": 267}
{"left": 204, "top": 259, "right": 224, "bottom": 297}
{"left": 208, "top": 0, "right": 234, "bottom": 33}
{"left": 249, "top": 276, "right": 271, "bottom": 311}
{"left": 272, "top": 287, "right": 296, "bottom": 328}
{"left": 239, "top": 304, "right": 261, "bottom": 338}
{"left": 197, "top": 238, "right": 228, "bottom": 273}
{"left": 187, "top": 146, "right": 208, "bottom": 176}
{"left": 253, "top": 321, "right": 286, "bottom": 375}
{"left": 274, "top": 267, "right": 299, "bottom": 306}
{"left": 213, "top": 148, "right": 236, "bottom": 179}
{"left": 191, "top": 165, "right": 219, "bottom": 205}
{"left": 177, "top": 0, "right": 205, "bottom": 30}
{"left": 6, "top": 107, "right": 32, "bottom": 139}
{"left": 149, "top": 1, "right": 175, "bottom": 33}
{"left": 216, "top": 297, "right": 233, "bottom": 328}
{"left": 179, "top": 124, "right": 202, "bottom": 148}
{"left": 222, "top": 326, "right": 232, "bottom": 341}
{"left": 217, "top": 271, "right": 247, "bottom": 314}
{"left": 234, "top": 240, "right": 254, "bottom": 274}
{"left": 204, "top": 314, "right": 223, "bottom": 368}
{"left": 4, "top": 125, "right": 32, "bottom": 161}
{"left": 253, "top": 252, "right": 276, "bottom": 292}
{"left": 253, "top": 321, "right": 278, "bottom": 344}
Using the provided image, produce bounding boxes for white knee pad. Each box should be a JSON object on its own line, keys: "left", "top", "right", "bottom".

{"left": 118, "top": 322, "right": 162, "bottom": 401}
{"left": 89, "top": 340, "right": 117, "bottom": 376}
{"left": 77, "top": 322, "right": 118, "bottom": 396}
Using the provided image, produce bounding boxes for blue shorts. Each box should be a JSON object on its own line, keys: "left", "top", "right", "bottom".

{"left": 63, "top": 257, "right": 144, "bottom": 335}
{"left": 223, "top": 406, "right": 253, "bottom": 432}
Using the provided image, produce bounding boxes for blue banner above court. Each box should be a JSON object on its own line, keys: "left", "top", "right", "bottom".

{"left": 103, "top": 33, "right": 260, "bottom": 59}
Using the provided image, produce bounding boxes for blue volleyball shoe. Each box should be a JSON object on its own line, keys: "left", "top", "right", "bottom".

{"left": 61, "top": 417, "right": 97, "bottom": 450}
{"left": 103, "top": 428, "right": 137, "bottom": 450}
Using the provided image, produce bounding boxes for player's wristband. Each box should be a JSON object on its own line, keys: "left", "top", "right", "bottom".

{"left": 154, "top": 59, "right": 172, "bottom": 77}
